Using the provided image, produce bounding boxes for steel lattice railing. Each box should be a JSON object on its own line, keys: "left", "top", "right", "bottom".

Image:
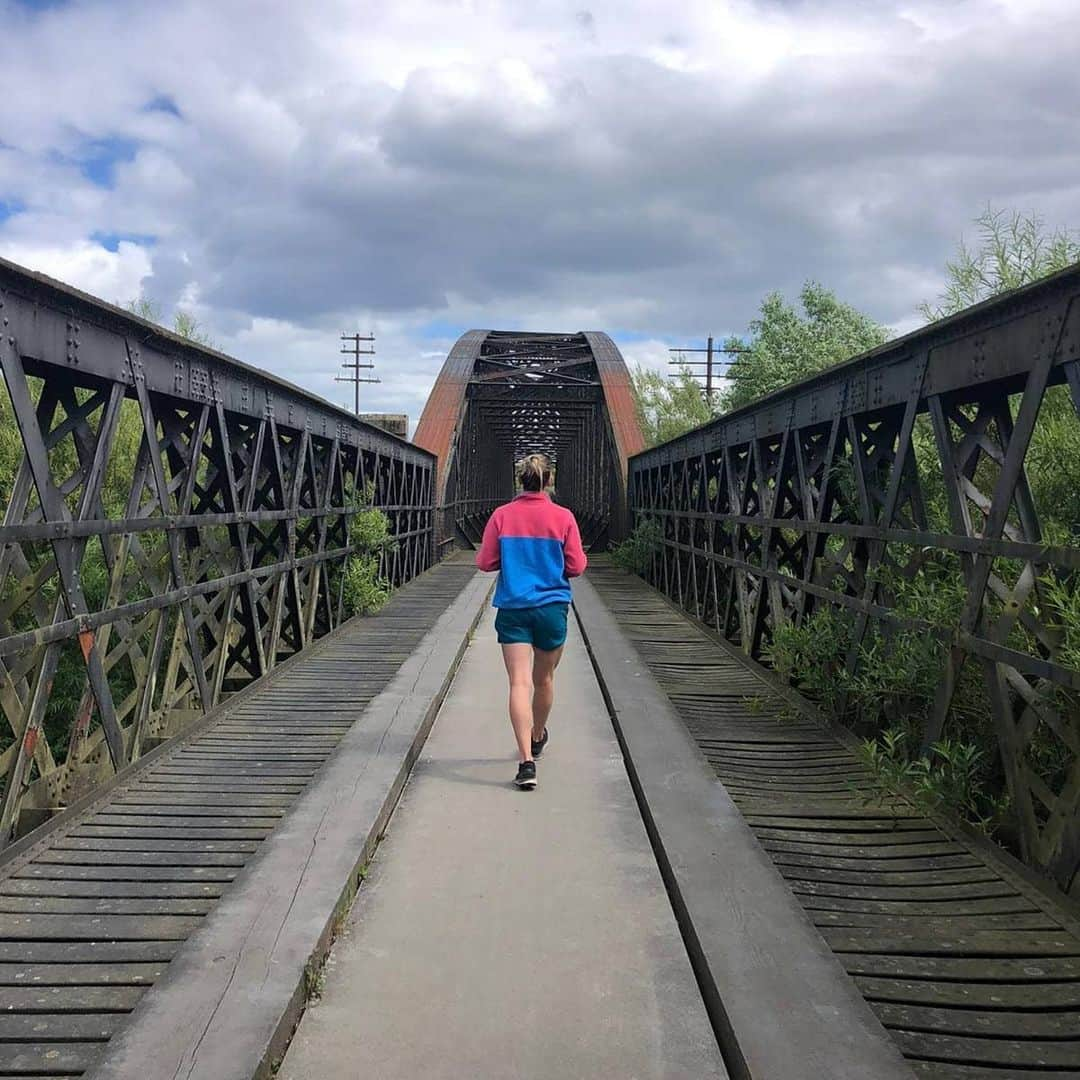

{"left": 0, "top": 258, "right": 434, "bottom": 844}
{"left": 630, "top": 263, "right": 1080, "bottom": 894}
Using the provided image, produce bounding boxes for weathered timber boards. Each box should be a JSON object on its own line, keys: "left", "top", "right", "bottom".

{"left": 586, "top": 563, "right": 1080, "bottom": 1079}
{"left": 573, "top": 576, "right": 912, "bottom": 1080}
{"left": 0, "top": 558, "right": 479, "bottom": 1079}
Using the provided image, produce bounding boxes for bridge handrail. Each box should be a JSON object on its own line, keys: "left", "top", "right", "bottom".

{"left": 633, "top": 259, "right": 1080, "bottom": 459}
{"left": 629, "top": 261, "right": 1080, "bottom": 893}
{"left": 0, "top": 257, "right": 435, "bottom": 845}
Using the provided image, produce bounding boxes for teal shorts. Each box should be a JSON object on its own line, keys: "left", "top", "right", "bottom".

{"left": 495, "top": 603, "right": 569, "bottom": 651}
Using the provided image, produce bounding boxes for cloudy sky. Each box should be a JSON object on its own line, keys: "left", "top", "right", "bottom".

{"left": 1, "top": 0, "right": 1077, "bottom": 424}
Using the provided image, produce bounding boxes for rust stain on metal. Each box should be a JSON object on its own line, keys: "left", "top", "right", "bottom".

{"left": 421, "top": 328, "right": 646, "bottom": 546}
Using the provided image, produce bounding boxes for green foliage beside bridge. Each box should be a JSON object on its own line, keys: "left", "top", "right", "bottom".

{"left": 625, "top": 207, "right": 1080, "bottom": 854}
{"left": 719, "top": 284, "right": 889, "bottom": 413}
{"left": 343, "top": 491, "right": 395, "bottom": 617}
{"left": 630, "top": 364, "right": 713, "bottom": 446}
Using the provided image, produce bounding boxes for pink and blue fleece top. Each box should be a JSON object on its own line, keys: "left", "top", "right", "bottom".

{"left": 475, "top": 492, "right": 587, "bottom": 608}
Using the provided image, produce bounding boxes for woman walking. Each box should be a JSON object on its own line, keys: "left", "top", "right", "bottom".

{"left": 475, "top": 454, "right": 587, "bottom": 789}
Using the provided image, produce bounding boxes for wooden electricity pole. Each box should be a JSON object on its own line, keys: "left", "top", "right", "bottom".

{"left": 668, "top": 336, "right": 749, "bottom": 403}
{"left": 337, "top": 333, "right": 379, "bottom": 415}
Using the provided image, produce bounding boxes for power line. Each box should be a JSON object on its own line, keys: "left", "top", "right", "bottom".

{"left": 336, "top": 332, "right": 380, "bottom": 415}
{"left": 668, "top": 335, "right": 750, "bottom": 402}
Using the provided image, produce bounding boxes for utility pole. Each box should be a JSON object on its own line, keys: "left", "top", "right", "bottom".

{"left": 336, "top": 332, "right": 379, "bottom": 415}
{"left": 668, "top": 336, "right": 749, "bottom": 403}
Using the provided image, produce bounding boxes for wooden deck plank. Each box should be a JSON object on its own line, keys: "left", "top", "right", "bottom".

{"left": 0, "top": 964, "right": 163, "bottom": 987}
{"left": 0, "top": 941, "right": 181, "bottom": 963}
{"left": 584, "top": 563, "right": 1080, "bottom": 1080}
{"left": 770, "top": 852, "right": 984, "bottom": 873}
{"left": 0, "top": 1042, "right": 104, "bottom": 1073}
{"left": 874, "top": 1001, "right": 1080, "bottom": 1038}
{"left": 0, "top": 879, "right": 224, "bottom": 900}
{"left": 0, "top": 913, "right": 202, "bottom": 940}
{"left": 841, "top": 954, "right": 1080, "bottom": 980}
{"left": 826, "top": 929, "right": 1080, "bottom": 955}
{"left": 0, "top": 559, "right": 483, "bottom": 1076}
{"left": 14, "top": 864, "right": 240, "bottom": 882}
{"left": 0, "top": 1012, "right": 124, "bottom": 1039}
{"left": 50, "top": 839, "right": 259, "bottom": 853}
{"left": 802, "top": 896, "right": 1040, "bottom": 916}
{"left": 857, "top": 975, "right": 1080, "bottom": 1009}
{"left": 573, "top": 575, "right": 913, "bottom": 1080}
{"left": 909, "top": 1063, "right": 1072, "bottom": 1079}
{"left": 0, "top": 896, "right": 215, "bottom": 916}
{"left": 89, "top": 564, "right": 492, "bottom": 1080}
{"left": 890, "top": 1029, "right": 1080, "bottom": 1068}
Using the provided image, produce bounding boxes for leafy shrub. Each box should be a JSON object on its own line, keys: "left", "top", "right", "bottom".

{"left": 912, "top": 738, "right": 989, "bottom": 821}
{"left": 766, "top": 575, "right": 1003, "bottom": 834}
{"left": 766, "top": 605, "right": 854, "bottom": 716}
{"left": 610, "top": 517, "right": 663, "bottom": 574}
{"left": 856, "top": 727, "right": 1010, "bottom": 835}
{"left": 1042, "top": 572, "right": 1080, "bottom": 674}
{"left": 350, "top": 501, "right": 393, "bottom": 553}
{"left": 342, "top": 505, "right": 395, "bottom": 616}
{"left": 342, "top": 553, "right": 390, "bottom": 617}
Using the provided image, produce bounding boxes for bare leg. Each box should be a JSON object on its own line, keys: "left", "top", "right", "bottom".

{"left": 531, "top": 645, "right": 563, "bottom": 743}
{"left": 501, "top": 643, "right": 535, "bottom": 762}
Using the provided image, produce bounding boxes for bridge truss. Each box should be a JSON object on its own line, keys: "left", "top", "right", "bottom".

{"left": 415, "top": 329, "right": 644, "bottom": 551}
{"left": 0, "top": 258, "right": 434, "bottom": 844}
{"left": 631, "top": 264, "right": 1080, "bottom": 894}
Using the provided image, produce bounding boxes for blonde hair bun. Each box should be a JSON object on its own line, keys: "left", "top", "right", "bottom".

{"left": 518, "top": 453, "right": 552, "bottom": 492}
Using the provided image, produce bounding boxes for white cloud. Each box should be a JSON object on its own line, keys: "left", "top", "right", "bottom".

{"left": 0, "top": 0, "right": 1078, "bottom": 428}
{"left": 0, "top": 237, "right": 152, "bottom": 306}
{"left": 619, "top": 339, "right": 674, "bottom": 375}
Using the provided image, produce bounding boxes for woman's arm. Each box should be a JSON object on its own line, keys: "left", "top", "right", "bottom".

{"left": 476, "top": 511, "right": 501, "bottom": 572}
{"left": 563, "top": 514, "right": 587, "bottom": 578}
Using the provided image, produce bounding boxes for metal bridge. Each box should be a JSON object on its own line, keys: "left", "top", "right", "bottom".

{"left": 413, "top": 327, "right": 644, "bottom": 551}
{"left": 0, "top": 255, "right": 1079, "bottom": 1078}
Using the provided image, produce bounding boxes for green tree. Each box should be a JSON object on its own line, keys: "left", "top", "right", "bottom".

{"left": 923, "top": 207, "right": 1080, "bottom": 542}
{"left": 921, "top": 206, "right": 1080, "bottom": 321}
{"left": 128, "top": 295, "right": 215, "bottom": 348}
{"left": 721, "top": 283, "right": 888, "bottom": 412}
{"left": 630, "top": 363, "right": 712, "bottom": 447}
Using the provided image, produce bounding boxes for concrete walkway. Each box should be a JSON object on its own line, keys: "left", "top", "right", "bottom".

{"left": 279, "top": 606, "right": 727, "bottom": 1080}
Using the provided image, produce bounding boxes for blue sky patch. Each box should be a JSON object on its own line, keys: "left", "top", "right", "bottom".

{"left": 143, "top": 95, "right": 182, "bottom": 119}
{"left": 92, "top": 230, "right": 155, "bottom": 253}
{"left": 76, "top": 136, "right": 139, "bottom": 188}
{"left": 0, "top": 199, "right": 25, "bottom": 224}
{"left": 418, "top": 318, "right": 468, "bottom": 340}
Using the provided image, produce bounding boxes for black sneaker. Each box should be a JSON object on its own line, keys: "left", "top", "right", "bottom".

{"left": 514, "top": 760, "right": 537, "bottom": 789}
{"left": 531, "top": 728, "right": 549, "bottom": 758}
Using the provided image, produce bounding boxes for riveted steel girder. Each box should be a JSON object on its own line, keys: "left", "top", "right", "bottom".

{"left": 630, "top": 260, "right": 1080, "bottom": 894}
{"left": 0, "top": 257, "right": 435, "bottom": 843}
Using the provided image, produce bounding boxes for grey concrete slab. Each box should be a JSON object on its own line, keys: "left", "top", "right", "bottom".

{"left": 87, "top": 571, "right": 491, "bottom": 1080}
{"left": 279, "top": 608, "right": 727, "bottom": 1080}
{"left": 572, "top": 576, "right": 915, "bottom": 1080}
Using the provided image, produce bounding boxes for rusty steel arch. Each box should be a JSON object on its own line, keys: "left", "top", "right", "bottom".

{"left": 414, "top": 329, "right": 645, "bottom": 550}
